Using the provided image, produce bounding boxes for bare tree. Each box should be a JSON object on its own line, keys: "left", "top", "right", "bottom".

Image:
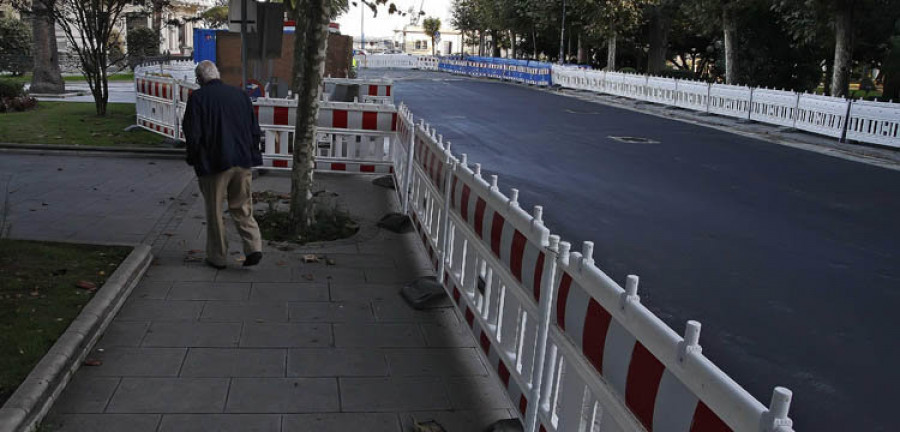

{"left": 50, "top": 0, "right": 131, "bottom": 114}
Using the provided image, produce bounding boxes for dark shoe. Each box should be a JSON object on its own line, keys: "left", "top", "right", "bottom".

{"left": 243, "top": 252, "right": 262, "bottom": 267}
{"left": 205, "top": 259, "right": 226, "bottom": 270}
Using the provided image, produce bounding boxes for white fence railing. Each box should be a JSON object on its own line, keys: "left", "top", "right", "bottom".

{"left": 549, "top": 65, "right": 899, "bottom": 149}
{"left": 135, "top": 67, "right": 799, "bottom": 432}
{"left": 354, "top": 54, "right": 439, "bottom": 71}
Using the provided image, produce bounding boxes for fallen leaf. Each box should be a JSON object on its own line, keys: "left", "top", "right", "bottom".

{"left": 325, "top": 259, "right": 336, "bottom": 266}
{"left": 276, "top": 261, "right": 287, "bottom": 267}
{"left": 30, "top": 291, "right": 40, "bottom": 297}
{"left": 184, "top": 256, "right": 203, "bottom": 262}
{"left": 302, "top": 254, "right": 319, "bottom": 263}
{"left": 98, "top": 271, "right": 106, "bottom": 276}
{"left": 75, "top": 281, "right": 97, "bottom": 290}
{"left": 302, "top": 274, "right": 315, "bottom": 281}
{"left": 235, "top": 257, "right": 246, "bottom": 262}
{"left": 187, "top": 249, "right": 203, "bottom": 254}
{"left": 83, "top": 359, "right": 102, "bottom": 367}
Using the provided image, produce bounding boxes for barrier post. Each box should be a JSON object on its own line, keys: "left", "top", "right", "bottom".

{"left": 401, "top": 117, "right": 417, "bottom": 214}
{"left": 792, "top": 92, "right": 801, "bottom": 129}
{"left": 437, "top": 144, "right": 454, "bottom": 281}
{"left": 524, "top": 230, "right": 560, "bottom": 432}
{"left": 173, "top": 81, "right": 180, "bottom": 140}
{"left": 839, "top": 98, "right": 852, "bottom": 143}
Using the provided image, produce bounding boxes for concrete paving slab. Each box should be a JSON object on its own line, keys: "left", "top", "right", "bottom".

{"left": 199, "top": 301, "right": 288, "bottom": 323}
{"left": 224, "top": 378, "right": 339, "bottom": 413}
{"left": 446, "top": 376, "right": 515, "bottom": 410}
{"left": 143, "top": 264, "right": 218, "bottom": 282}
{"left": 287, "top": 301, "right": 374, "bottom": 323}
{"left": 77, "top": 347, "right": 187, "bottom": 377}
{"left": 142, "top": 322, "right": 242, "bottom": 348}
{"left": 42, "top": 414, "right": 161, "bottom": 432}
{"left": 339, "top": 377, "right": 452, "bottom": 412}
{"left": 105, "top": 378, "right": 229, "bottom": 413}
{"left": 158, "top": 414, "right": 281, "bottom": 432}
{"left": 291, "top": 266, "right": 366, "bottom": 285}
{"left": 239, "top": 323, "right": 332, "bottom": 348}
{"left": 282, "top": 413, "right": 402, "bottom": 432}
{"left": 51, "top": 376, "right": 120, "bottom": 413}
{"left": 329, "top": 283, "right": 403, "bottom": 302}
{"left": 385, "top": 348, "right": 487, "bottom": 377}
{"left": 129, "top": 281, "right": 173, "bottom": 301}
{"left": 398, "top": 409, "right": 516, "bottom": 432}
{"left": 215, "top": 267, "right": 294, "bottom": 283}
{"left": 250, "top": 283, "right": 329, "bottom": 302}
{"left": 117, "top": 299, "right": 204, "bottom": 321}
{"left": 167, "top": 282, "right": 251, "bottom": 301}
{"left": 95, "top": 321, "right": 150, "bottom": 348}
{"left": 333, "top": 323, "right": 426, "bottom": 348}
{"left": 372, "top": 298, "right": 457, "bottom": 322}
{"left": 180, "top": 348, "right": 286, "bottom": 378}
{"left": 420, "top": 319, "right": 476, "bottom": 348}
{"left": 286, "top": 348, "right": 388, "bottom": 377}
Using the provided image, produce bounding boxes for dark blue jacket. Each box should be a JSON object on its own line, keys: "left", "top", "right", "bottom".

{"left": 183, "top": 80, "right": 263, "bottom": 177}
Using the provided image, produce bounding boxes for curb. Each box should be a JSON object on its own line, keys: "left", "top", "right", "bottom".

{"left": 0, "top": 245, "right": 153, "bottom": 432}
{"left": 0, "top": 143, "right": 185, "bottom": 160}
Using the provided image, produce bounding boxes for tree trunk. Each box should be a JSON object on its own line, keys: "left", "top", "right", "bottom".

{"left": 723, "top": 5, "right": 738, "bottom": 84}
{"left": 491, "top": 30, "right": 501, "bottom": 57}
{"left": 577, "top": 34, "right": 586, "bottom": 64}
{"left": 479, "top": 31, "right": 485, "bottom": 56}
{"left": 509, "top": 30, "right": 515, "bottom": 59}
{"left": 532, "top": 25, "right": 538, "bottom": 59}
{"left": 648, "top": 4, "right": 675, "bottom": 75}
{"left": 606, "top": 29, "right": 617, "bottom": 71}
{"left": 289, "top": 0, "right": 331, "bottom": 230}
{"left": 29, "top": 0, "right": 64, "bottom": 94}
{"left": 830, "top": 0, "right": 854, "bottom": 97}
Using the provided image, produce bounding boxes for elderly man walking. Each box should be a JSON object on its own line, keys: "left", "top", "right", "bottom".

{"left": 183, "top": 60, "right": 263, "bottom": 269}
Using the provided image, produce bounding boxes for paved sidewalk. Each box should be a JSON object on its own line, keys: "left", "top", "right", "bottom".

{"left": 43, "top": 172, "right": 516, "bottom": 432}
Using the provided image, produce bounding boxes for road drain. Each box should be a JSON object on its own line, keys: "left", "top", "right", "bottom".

{"left": 609, "top": 136, "right": 659, "bottom": 144}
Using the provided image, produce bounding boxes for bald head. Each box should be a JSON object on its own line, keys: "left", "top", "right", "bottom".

{"left": 195, "top": 60, "right": 220, "bottom": 85}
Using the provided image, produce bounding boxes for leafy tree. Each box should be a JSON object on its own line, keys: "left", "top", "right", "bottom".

{"left": 50, "top": 0, "right": 131, "bottom": 114}
{"left": 0, "top": 17, "right": 31, "bottom": 76}
{"left": 883, "top": 20, "right": 900, "bottom": 100}
{"left": 201, "top": 5, "right": 229, "bottom": 29}
{"left": 423, "top": 17, "right": 441, "bottom": 55}
{"left": 126, "top": 27, "right": 159, "bottom": 68}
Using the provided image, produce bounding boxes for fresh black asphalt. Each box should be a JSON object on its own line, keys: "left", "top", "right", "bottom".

{"left": 388, "top": 72, "right": 900, "bottom": 431}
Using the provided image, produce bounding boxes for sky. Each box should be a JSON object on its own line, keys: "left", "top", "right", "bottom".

{"left": 335, "top": 0, "right": 453, "bottom": 39}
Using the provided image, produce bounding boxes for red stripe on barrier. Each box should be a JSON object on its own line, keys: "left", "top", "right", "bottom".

{"left": 690, "top": 402, "right": 732, "bottom": 432}
{"left": 331, "top": 163, "right": 347, "bottom": 171}
{"left": 386, "top": 86, "right": 391, "bottom": 97}
{"left": 490, "top": 213, "right": 504, "bottom": 256}
{"left": 510, "top": 230, "right": 526, "bottom": 282}
{"left": 534, "top": 252, "right": 545, "bottom": 302}
{"left": 539, "top": 426, "right": 547, "bottom": 432}
{"left": 474, "top": 198, "right": 487, "bottom": 238}
{"left": 254, "top": 106, "right": 259, "bottom": 117}
{"left": 452, "top": 286, "right": 461, "bottom": 304}
{"left": 273, "top": 160, "right": 288, "bottom": 168}
{"left": 583, "top": 299, "right": 613, "bottom": 374}
{"left": 273, "top": 106, "right": 290, "bottom": 125}
{"left": 154, "top": 82, "right": 160, "bottom": 98}
{"left": 461, "top": 185, "right": 471, "bottom": 222}
{"left": 362, "top": 111, "right": 378, "bottom": 130}
{"left": 518, "top": 395, "right": 528, "bottom": 416}
{"left": 368, "top": 85, "right": 377, "bottom": 96}
{"left": 450, "top": 177, "right": 459, "bottom": 209}
{"left": 360, "top": 165, "right": 375, "bottom": 173}
{"left": 626, "top": 342, "right": 665, "bottom": 431}
{"left": 392, "top": 113, "right": 398, "bottom": 131}
{"left": 557, "top": 273, "right": 573, "bottom": 329}
{"left": 498, "top": 361, "right": 510, "bottom": 387}
{"left": 479, "top": 331, "right": 491, "bottom": 355}
{"left": 465, "top": 308, "right": 474, "bottom": 326}
{"left": 333, "top": 109, "right": 348, "bottom": 128}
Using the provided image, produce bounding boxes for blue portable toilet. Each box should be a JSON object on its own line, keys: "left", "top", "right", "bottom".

{"left": 193, "top": 29, "right": 220, "bottom": 63}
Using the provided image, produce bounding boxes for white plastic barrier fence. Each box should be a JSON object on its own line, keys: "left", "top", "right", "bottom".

{"left": 847, "top": 100, "right": 900, "bottom": 148}
{"left": 749, "top": 89, "right": 800, "bottom": 128}
{"left": 135, "top": 75, "right": 179, "bottom": 139}
{"left": 709, "top": 84, "right": 754, "bottom": 120}
{"left": 793, "top": 93, "right": 849, "bottom": 139}
{"left": 354, "top": 54, "right": 438, "bottom": 70}
{"left": 324, "top": 77, "right": 393, "bottom": 102}
{"left": 392, "top": 108, "right": 797, "bottom": 432}
{"left": 543, "top": 64, "right": 899, "bottom": 147}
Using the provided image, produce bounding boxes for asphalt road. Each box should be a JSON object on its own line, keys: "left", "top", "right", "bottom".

{"left": 382, "top": 71, "right": 900, "bottom": 431}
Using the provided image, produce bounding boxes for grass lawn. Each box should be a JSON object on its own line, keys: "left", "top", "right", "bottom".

{"left": 0, "top": 239, "right": 130, "bottom": 405}
{"left": 0, "top": 72, "right": 135, "bottom": 86}
{"left": 0, "top": 102, "right": 170, "bottom": 147}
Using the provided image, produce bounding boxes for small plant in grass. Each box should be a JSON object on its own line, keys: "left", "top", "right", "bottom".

{"left": 0, "top": 79, "right": 37, "bottom": 113}
{"left": 254, "top": 190, "right": 359, "bottom": 244}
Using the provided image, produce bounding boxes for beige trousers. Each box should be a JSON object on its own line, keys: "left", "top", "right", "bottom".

{"left": 198, "top": 167, "right": 262, "bottom": 266}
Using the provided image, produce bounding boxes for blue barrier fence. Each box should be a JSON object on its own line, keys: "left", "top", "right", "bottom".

{"left": 439, "top": 56, "right": 553, "bottom": 86}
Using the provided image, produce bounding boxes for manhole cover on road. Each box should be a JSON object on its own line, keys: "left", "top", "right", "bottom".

{"left": 608, "top": 136, "right": 660, "bottom": 144}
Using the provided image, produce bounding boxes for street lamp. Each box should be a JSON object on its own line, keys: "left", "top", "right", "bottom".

{"left": 558, "top": 0, "right": 566, "bottom": 64}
